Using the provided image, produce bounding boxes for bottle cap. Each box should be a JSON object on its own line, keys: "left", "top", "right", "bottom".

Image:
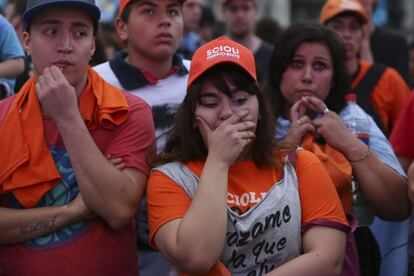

{"left": 345, "top": 93, "right": 357, "bottom": 102}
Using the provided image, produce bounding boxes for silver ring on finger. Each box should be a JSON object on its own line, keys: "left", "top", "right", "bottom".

{"left": 296, "top": 119, "right": 302, "bottom": 125}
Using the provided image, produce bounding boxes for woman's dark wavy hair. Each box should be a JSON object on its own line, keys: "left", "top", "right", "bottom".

{"left": 153, "top": 63, "right": 284, "bottom": 168}
{"left": 266, "top": 23, "right": 350, "bottom": 118}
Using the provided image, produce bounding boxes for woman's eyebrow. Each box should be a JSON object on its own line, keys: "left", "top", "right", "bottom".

{"left": 199, "top": 92, "right": 218, "bottom": 98}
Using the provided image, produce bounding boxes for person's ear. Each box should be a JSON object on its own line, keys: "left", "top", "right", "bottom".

{"left": 22, "top": 31, "right": 31, "bottom": 57}
{"left": 115, "top": 16, "right": 128, "bottom": 42}
{"left": 90, "top": 39, "right": 96, "bottom": 57}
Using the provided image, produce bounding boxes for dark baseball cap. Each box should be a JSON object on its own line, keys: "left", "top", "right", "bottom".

{"left": 23, "top": 0, "right": 101, "bottom": 26}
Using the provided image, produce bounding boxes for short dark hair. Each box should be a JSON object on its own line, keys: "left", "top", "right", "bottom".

{"left": 153, "top": 63, "right": 287, "bottom": 168}
{"left": 266, "top": 23, "right": 350, "bottom": 118}
{"left": 222, "top": 0, "right": 257, "bottom": 9}
{"left": 120, "top": 0, "right": 183, "bottom": 23}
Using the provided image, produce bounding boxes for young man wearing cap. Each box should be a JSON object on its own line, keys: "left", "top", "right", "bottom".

{"left": 94, "top": 0, "right": 189, "bottom": 146}
{"left": 320, "top": 1, "right": 410, "bottom": 275}
{"left": 320, "top": 0, "right": 409, "bottom": 135}
{"left": 0, "top": 0, "right": 155, "bottom": 274}
{"left": 93, "top": 0, "right": 189, "bottom": 274}
{"left": 220, "top": 0, "right": 273, "bottom": 82}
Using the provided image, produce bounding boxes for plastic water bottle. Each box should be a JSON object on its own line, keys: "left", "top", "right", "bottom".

{"left": 343, "top": 93, "right": 370, "bottom": 145}
{"left": 342, "top": 93, "right": 375, "bottom": 226}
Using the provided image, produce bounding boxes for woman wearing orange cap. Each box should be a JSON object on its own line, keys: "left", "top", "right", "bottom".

{"left": 266, "top": 23, "right": 409, "bottom": 276}
{"left": 145, "top": 36, "right": 349, "bottom": 275}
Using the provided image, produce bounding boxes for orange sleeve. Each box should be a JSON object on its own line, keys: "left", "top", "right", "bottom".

{"left": 384, "top": 68, "right": 410, "bottom": 126}
{"left": 372, "top": 67, "right": 410, "bottom": 131}
{"left": 295, "top": 150, "right": 347, "bottom": 226}
{"left": 146, "top": 170, "right": 192, "bottom": 248}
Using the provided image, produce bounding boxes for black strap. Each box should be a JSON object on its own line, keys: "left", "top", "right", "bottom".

{"left": 354, "top": 226, "right": 381, "bottom": 276}
{"left": 352, "top": 63, "right": 388, "bottom": 136}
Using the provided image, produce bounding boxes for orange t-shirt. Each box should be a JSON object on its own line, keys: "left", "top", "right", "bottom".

{"left": 352, "top": 60, "right": 410, "bottom": 133}
{"left": 147, "top": 150, "right": 347, "bottom": 248}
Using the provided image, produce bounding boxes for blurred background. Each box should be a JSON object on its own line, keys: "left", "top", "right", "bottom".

{"left": 203, "top": 0, "right": 414, "bottom": 38}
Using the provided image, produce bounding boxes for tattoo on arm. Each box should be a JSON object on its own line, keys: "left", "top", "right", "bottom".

{"left": 20, "top": 216, "right": 57, "bottom": 235}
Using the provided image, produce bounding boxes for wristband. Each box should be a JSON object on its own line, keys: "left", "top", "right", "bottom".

{"left": 348, "top": 147, "right": 371, "bottom": 163}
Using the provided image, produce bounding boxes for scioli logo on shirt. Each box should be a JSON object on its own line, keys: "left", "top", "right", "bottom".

{"left": 206, "top": 44, "right": 241, "bottom": 61}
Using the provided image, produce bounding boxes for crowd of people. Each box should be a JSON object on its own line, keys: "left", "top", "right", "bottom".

{"left": 0, "top": 0, "right": 413, "bottom": 275}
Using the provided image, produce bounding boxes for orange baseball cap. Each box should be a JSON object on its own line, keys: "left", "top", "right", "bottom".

{"left": 119, "top": 0, "right": 186, "bottom": 16}
{"left": 320, "top": 0, "right": 368, "bottom": 24}
{"left": 187, "top": 36, "right": 257, "bottom": 88}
